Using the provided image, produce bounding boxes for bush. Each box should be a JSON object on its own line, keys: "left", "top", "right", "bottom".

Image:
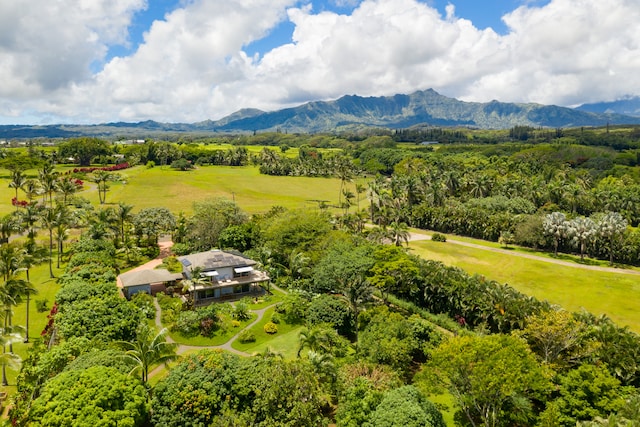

{"left": 170, "top": 158, "right": 193, "bottom": 171}
{"left": 238, "top": 330, "right": 256, "bottom": 343}
{"left": 131, "top": 292, "right": 155, "bottom": 319}
{"left": 431, "top": 232, "right": 447, "bottom": 242}
{"left": 35, "top": 298, "right": 50, "bottom": 313}
{"left": 170, "top": 242, "right": 192, "bottom": 256}
{"left": 270, "top": 313, "right": 281, "bottom": 324}
{"left": 264, "top": 322, "right": 278, "bottom": 334}
{"left": 146, "top": 160, "right": 155, "bottom": 168}
{"left": 232, "top": 301, "right": 250, "bottom": 321}
{"left": 231, "top": 320, "right": 241, "bottom": 328}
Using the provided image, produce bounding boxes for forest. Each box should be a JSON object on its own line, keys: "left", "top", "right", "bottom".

{"left": 0, "top": 125, "right": 640, "bottom": 426}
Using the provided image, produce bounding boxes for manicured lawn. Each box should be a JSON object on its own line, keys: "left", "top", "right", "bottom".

{"left": 410, "top": 239, "right": 640, "bottom": 332}
{"left": 102, "top": 165, "right": 345, "bottom": 214}
{"left": 166, "top": 312, "right": 257, "bottom": 346}
{"left": 231, "top": 306, "right": 303, "bottom": 355}
{"left": 241, "top": 326, "right": 304, "bottom": 359}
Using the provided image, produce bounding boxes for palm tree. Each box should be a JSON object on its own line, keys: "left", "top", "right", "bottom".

{"left": 0, "top": 327, "right": 22, "bottom": 386}
{"left": 116, "top": 203, "right": 134, "bottom": 247}
{"left": 20, "top": 202, "right": 42, "bottom": 242}
{"left": 0, "top": 213, "right": 21, "bottom": 245}
{"left": 22, "top": 178, "right": 41, "bottom": 202}
{"left": 91, "top": 170, "right": 112, "bottom": 204}
{"left": 115, "top": 323, "right": 179, "bottom": 384}
{"left": 56, "top": 176, "right": 79, "bottom": 205}
{"left": 340, "top": 274, "right": 373, "bottom": 343}
{"left": 388, "top": 220, "right": 410, "bottom": 247}
{"left": 38, "top": 162, "right": 59, "bottom": 207}
{"left": 21, "top": 240, "right": 46, "bottom": 343}
{"left": 8, "top": 169, "right": 26, "bottom": 211}
{"left": 297, "top": 326, "right": 331, "bottom": 357}
{"left": 40, "top": 204, "right": 69, "bottom": 278}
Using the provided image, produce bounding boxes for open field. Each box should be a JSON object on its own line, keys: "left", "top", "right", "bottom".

{"left": 95, "top": 165, "right": 345, "bottom": 214}
{"left": 410, "top": 238, "right": 640, "bottom": 332}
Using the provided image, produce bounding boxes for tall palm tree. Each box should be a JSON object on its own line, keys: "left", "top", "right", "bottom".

{"left": 388, "top": 221, "right": 410, "bottom": 247}
{"left": 116, "top": 203, "right": 134, "bottom": 247}
{"left": 0, "top": 213, "right": 21, "bottom": 245}
{"left": 21, "top": 240, "right": 46, "bottom": 343}
{"left": 0, "top": 327, "right": 22, "bottom": 386}
{"left": 22, "top": 178, "right": 42, "bottom": 202}
{"left": 91, "top": 170, "right": 113, "bottom": 204}
{"left": 115, "top": 324, "right": 179, "bottom": 384}
{"left": 56, "top": 176, "right": 79, "bottom": 205}
{"left": 297, "top": 326, "right": 331, "bottom": 357}
{"left": 19, "top": 202, "right": 42, "bottom": 242}
{"left": 8, "top": 169, "right": 26, "bottom": 211}
{"left": 38, "top": 163, "right": 59, "bottom": 207}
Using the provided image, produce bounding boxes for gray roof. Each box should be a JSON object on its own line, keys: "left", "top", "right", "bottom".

{"left": 177, "top": 250, "right": 256, "bottom": 272}
{"left": 118, "top": 268, "right": 183, "bottom": 288}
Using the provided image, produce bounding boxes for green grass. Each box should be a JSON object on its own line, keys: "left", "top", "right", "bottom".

{"left": 101, "top": 165, "right": 346, "bottom": 214}
{"left": 409, "top": 239, "right": 640, "bottom": 332}
{"left": 165, "top": 312, "right": 257, "bottom": 346}
{"left": 240, "top": 326, "right": 304, "bottom": 359}
{"left": 231, "top": 306, "right": 303, "bottom": 354}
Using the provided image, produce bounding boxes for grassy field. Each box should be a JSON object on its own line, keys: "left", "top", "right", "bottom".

{"left": 99, "top": 164, "right": 346, "bottom": 214}
{"left": 410, "top": 238, "right": 640, "bottom": 331}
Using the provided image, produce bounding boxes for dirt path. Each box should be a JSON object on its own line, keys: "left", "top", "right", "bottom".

{"left": 408, "top": 231, "right": 640, "bottom": 276}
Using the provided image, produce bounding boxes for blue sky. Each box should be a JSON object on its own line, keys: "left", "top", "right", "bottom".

{"left": 110, "top": 0, "right": 552, "bottom": 61}
{"left": 0, "top": 0, "right": 635, "bottom": 125}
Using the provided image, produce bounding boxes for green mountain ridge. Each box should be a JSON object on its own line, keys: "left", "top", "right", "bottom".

{"left": 1, "top": 89, "right": 639, "bottom": 138}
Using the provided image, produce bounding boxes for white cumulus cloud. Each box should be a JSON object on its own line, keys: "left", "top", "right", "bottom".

{"left": 1, "top": 0, "right": 640, "bottom": 124}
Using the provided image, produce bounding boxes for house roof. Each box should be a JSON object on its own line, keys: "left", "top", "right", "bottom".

{"left": 177, "top": 250, "right": 257, "bottom": 272}
{"left": 118, "top": 268, "right": 183, "bottom": 288}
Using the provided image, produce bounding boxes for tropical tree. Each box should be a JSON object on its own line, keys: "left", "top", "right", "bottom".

{"left": 568, "top": 216, "right": 597, "bottom": 261}
{"left": 297, "top": 326, "right": 331, "bottom": 357}
{"left": 21, "top": 240, "right": 46, "bottom": 343}
{"left": 429, "top": 334, "right": 551, "bottom": 427}
{"left": 115, "top": 323, "right": 179, "bottom": 384}
{"left": 0, "top": 327, "right": 22, "bottom": 386}
{"left": 57, "top": 137, "right": 111, "bottom": 166}
{"left": 8, "top": 169, "right": 26, "bottom": 210}
{"left": 92, "top": 170, "right": 114, "bottom": 204}
{"left": 115, "top": 202, "right": 134, "bottom": 247}
{"left": 595, "top": 211, "right": 628, "bottom": 266}
{"left": 0, "top": 213, "right": 21, "bottom": 244}
{"left": 38, "top": 162, "right": 58, "bottom": 207}
{"left": 543, "top": 211, "right": 568, "bottom": 256}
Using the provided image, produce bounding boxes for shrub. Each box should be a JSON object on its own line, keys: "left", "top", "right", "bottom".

{"left": 238, "top": 330, "right": 256, "bottom": 343}
{"left": 264, "top": 322, "right": 278, "bottom": 334}
{"left": 232, "top": 301, "right": 250, "bottom": 321}
{"left": 270, "top": 313, "right": 281, "bottom": 324}
{"left": 431, "top": 232, "right": 447, "bottom": 242}
{"left": 146, "top": 160, "right": 155, "bottom": 168}
{"left": 35, "top": 298, "right": 50, "bottom": 313}
{"left": 231, "top": 320, "right": 241, "bottom": 328}
{"left": 131, "top": 292, "right": 155, "bottom": 319}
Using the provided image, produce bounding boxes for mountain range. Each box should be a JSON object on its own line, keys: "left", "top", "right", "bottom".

{"left": 2, "top": 89, "right": 640, "bottom": 139}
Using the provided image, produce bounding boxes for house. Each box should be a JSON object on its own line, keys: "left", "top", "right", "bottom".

{"left": 178, "top": 249, "right": 270, "bottom": 305}
{"left": 118, "top": 268, "right": 183, "bottom": 298}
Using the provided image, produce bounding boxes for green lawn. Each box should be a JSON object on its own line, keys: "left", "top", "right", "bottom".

{"left": 231, "top": 306, "right": 303, "bottom": 354}
{"left": 165, "top": 312, "right": 257, "bottom": 346}
{"left": 410, "top": 239, "right": 640, "bottom": 332}
{"left": 103, "top": 165, "right": 345, "bottom": 214}
{"left": 240, "top": 326, "right": 304, "bottom": 359}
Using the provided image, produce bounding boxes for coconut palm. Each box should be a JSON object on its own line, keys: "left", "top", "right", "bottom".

{"left": 0, "top": 327, "right": 22, "bottom": 386}
{"left": 115, "top": 323, "right": 178, "bottom": 384}
{"left": 8, "top": 169, "right": 26, "bottom": 210}
{"left": 297, "top": 326, "right": 331, "bottom": 357}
